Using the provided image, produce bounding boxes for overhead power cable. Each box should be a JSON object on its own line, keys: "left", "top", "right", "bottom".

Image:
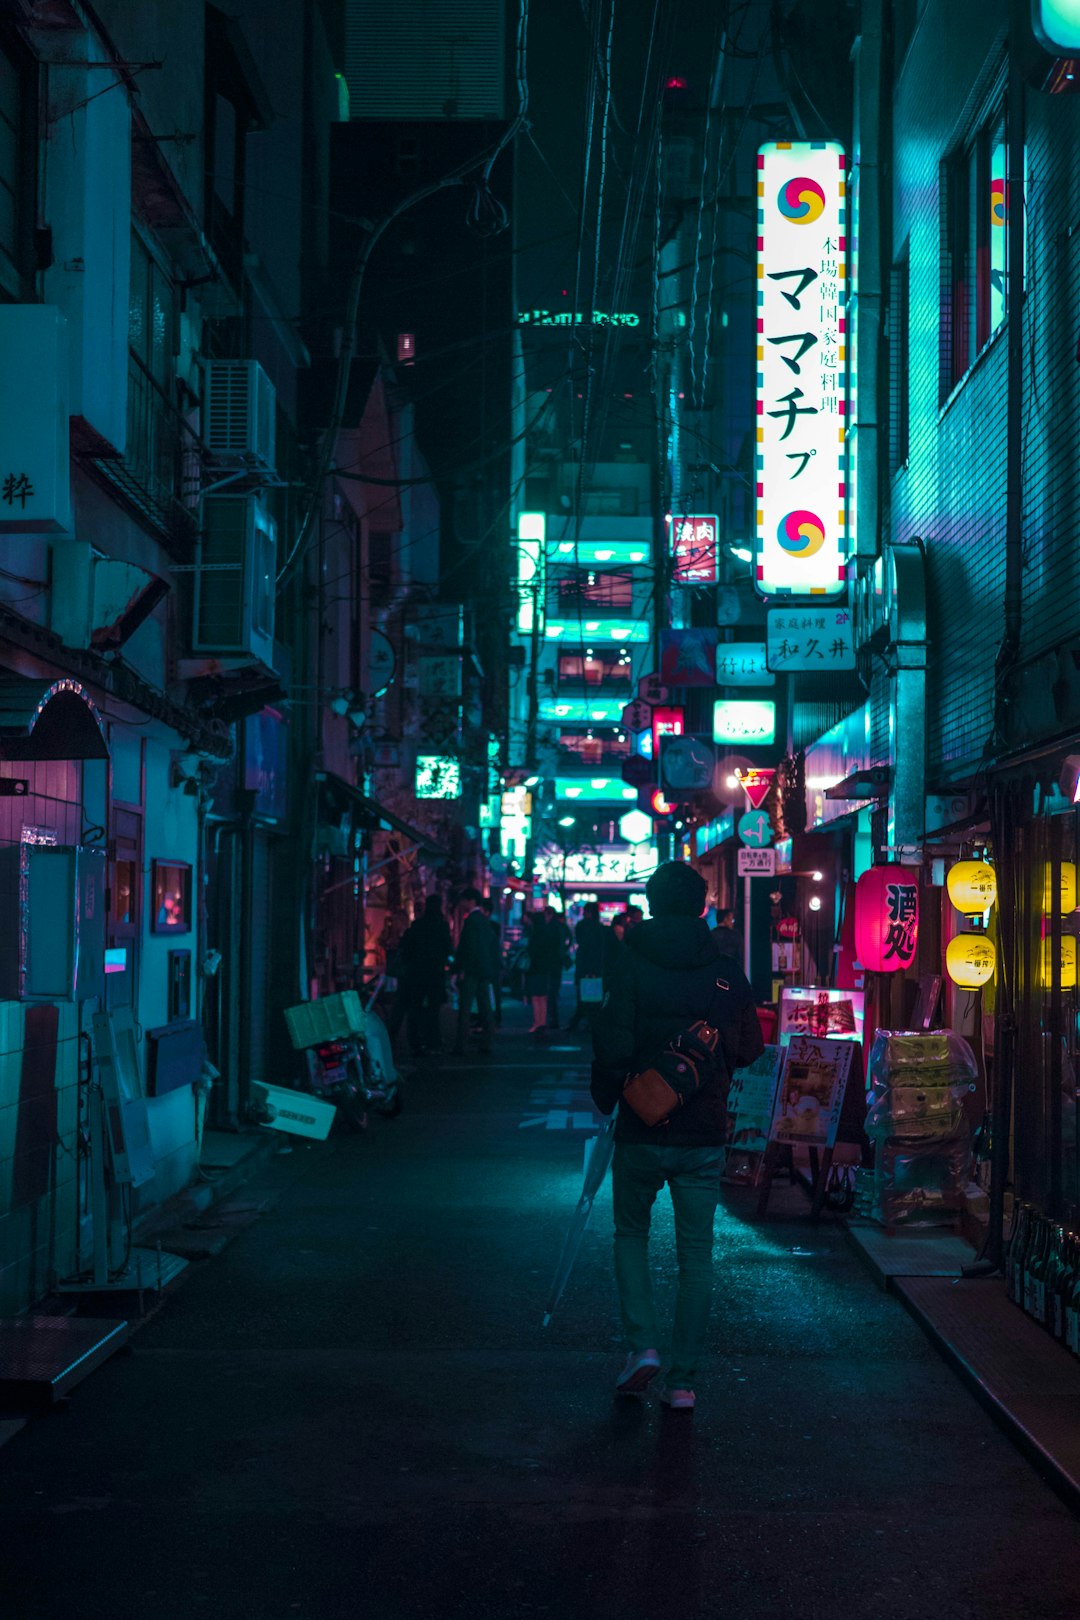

{"left": 275, "top": 0, "right": 530, "bottom": 594}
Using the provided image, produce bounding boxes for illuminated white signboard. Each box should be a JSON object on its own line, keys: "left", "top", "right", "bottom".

{"left": 538, "top": 698, "right": 624, "bottom": 723}
{"left": 1033, "top": 0, "right": 1080, "bottom": 49}
{"left": 534, "top": 846, "right": 659, "bottom": 885}
{"left": 516, "top": 512, "right": 545, "bottom": 634}
{"left": 555, "top": 778, "right": 638, "bottom": 803}
{"left": 544, "top": 620, "right": 649, "bottom": 643}
{"left": 712, "top": 699, "right": 776, "bottom": 745}
{"left": 756, "top": 141, "right": 850, "bottom": 597}
{"left": 552, "top": 541, "right": 649, "bottom": 566}
{"left": 416, "top": 755, "right": 461, "bottom": 799}
{"left": 715, "top": 641, "right": 774, "bottom": 687}
{"left": 766, "top": 606, "right": 855, "bottom": 671}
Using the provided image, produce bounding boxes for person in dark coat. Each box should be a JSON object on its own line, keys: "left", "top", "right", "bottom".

{"left": 591, "top": 861, "right": 764, "bottom": 1410}
{"left": 481, "top": 895, "right": 503, "bottom": 1027}
{"left": 712, "top": 907, "right": 743, "bottom": 966}
{"left": 543, "top": 903, "right": 571, "bottom": 1028}
{"left": 397, "top": 896, "right": 452, "bottom": 1055}
{"left": 453, "top": 889, "right": 499, "bottom": 1054}
{"left": 568, "top": 901, "right": 607, "bottom": 1031}
{"left": 524, "top": 907, "right": 562, "bottom": 1035}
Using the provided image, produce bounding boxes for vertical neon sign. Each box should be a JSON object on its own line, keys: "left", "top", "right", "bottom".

{"left": 756, "top": 141, "right": 850, "bottom": 597}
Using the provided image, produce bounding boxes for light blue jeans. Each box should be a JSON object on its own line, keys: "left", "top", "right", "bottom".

{"left": 612, "top": 1143, "right": 726, "bottom": 1389}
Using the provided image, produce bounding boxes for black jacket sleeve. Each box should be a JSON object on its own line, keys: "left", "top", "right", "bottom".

{"left": 731, "top": 990, "right": 766, "bottom": 1071}
{"left": 590, "top": 954, "right": 637, "bottom": 1115}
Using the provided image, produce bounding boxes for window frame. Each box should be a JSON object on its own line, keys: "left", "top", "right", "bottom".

{"left": 0, "top": 21, "right": 37, "bottom": 303}
{"left": 941, "top": 86, "right": 1012, "bottom": 400}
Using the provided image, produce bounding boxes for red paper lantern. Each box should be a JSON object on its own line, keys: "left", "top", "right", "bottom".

{"left": 854, "top": 865, "right": 919, "bottom": 973}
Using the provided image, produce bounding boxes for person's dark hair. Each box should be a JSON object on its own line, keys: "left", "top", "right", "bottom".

{"left": 460, "top": 886, "right": 483, "bottom": 904}
{"left": 481, "top": 895, "right": 494, "bottom": 914}
{"left": 645, "top": 860, "right": 707, "bottom": 919}
{"left": 423, "top": 895, "right": 443, "bottom": 917}
{"left": 716, "top": 908, "right": 734, "bottom": 928}
{"left": 583, "top": 901, "right": 600, "bottom": 920}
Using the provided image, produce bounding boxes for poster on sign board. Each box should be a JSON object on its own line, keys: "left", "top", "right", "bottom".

{"left": 777, "top": 985, "right": 864, "bottom": 1046}
{"left": 768, "top": 1036, "right": 856, "bottom": 1149}
{"left": 727, "top": 1045, "right": 782, "bottom": 1156}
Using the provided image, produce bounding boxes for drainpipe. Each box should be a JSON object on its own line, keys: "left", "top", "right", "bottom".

{"left": 995, "top": 3, "right": 1026, "bottom": 711}
{"left": 885, "top": 541, "right": 927, "bottom": 854}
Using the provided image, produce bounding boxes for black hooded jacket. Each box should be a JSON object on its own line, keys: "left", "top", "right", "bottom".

{"left": 590, "top": 916, "right": 764, "bottom": 1145}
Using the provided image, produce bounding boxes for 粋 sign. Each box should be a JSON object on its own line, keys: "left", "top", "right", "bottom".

{"left": 668, "top": 513, "right": 719, "bottom": 585}
{"left": 766, "top": 606, "right": 855, "bottom": 671}
{"left": 756, "top": 141, "right": 850, "bottom": 598}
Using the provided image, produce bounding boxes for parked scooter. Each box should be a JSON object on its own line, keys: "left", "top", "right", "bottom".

{"left": 284, "top": 991, "right": 403, "bottom": 1135}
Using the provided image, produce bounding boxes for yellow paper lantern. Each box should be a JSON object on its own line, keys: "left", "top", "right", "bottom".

{"left": 1041, "top": 934, "right": 1078, "bottom": 989}
{"left": 945, "top": 933, "right": 996, "bottom": 989}
{"left": 1042, "top": 862, "right": 1078, "bottom": 915}
{"left": 946, "top": 861, "right": 997, "bottom": 916}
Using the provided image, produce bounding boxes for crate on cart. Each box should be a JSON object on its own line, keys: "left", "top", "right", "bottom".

{"left": 284, "top": 991, "right": 365, "bottom": 1051}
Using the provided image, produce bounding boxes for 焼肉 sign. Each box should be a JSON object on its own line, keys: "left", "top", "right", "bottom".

{"left": 756, "top": 141, "right": 850, "bottom": 598}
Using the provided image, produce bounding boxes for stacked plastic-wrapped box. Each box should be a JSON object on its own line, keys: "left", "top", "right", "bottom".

{"left": 864, "top": 1029, "right": 978, "bottom": 1228}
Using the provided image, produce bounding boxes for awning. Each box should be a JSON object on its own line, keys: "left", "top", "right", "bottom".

{"left": 316, "top": 772, "right": 450, "bottom": 859}
{"left": 0, "top": 677, "right": 108, "bottom": 760}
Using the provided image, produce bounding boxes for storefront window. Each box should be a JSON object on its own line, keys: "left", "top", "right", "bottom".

{"left": 152, "top": 859, "right": 192, "bottom": 934}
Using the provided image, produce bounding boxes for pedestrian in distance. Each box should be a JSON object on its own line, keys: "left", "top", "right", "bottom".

{"left": 481, "top": 894, "right": 503, "bottom": 1028}
{"left": 524, "top": 906, "right": 562, "bottom": 1037}
{"left": 591, "top": 860, "right": 764, "bottom": 1411}
{"left": 712, "top": 906, "right": 743, "bottom": 965}
{"left": 452, "top": 888, "right": 499, "bottom": 1055}
{"left": 543, "top": 903, "right": 571, "bottom": 1029}
{"left": 568, "top": 900, "right": 607, "bottom": 1032}
{"left": 396, "top": 895, "right": 453, "bottom": 1056}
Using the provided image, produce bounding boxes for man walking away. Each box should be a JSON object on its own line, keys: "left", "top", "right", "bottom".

{"left": 453, "top": 889, "right": 499, "bottom": 1055}
{"left": 568, "top": 901, "right": 606, "bottom": 1031}
{"left": 591, "top": 861, "right": 764, "bottom": 1411}
{"left": 398, "top": 895, "right": 452, "bottom": 1056}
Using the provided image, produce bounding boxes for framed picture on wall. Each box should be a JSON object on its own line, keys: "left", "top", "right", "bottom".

{"left": 151, "top": 860, "right": 192, "bottom": 934}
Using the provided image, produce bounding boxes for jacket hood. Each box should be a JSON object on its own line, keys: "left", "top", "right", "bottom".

{"left": 626, "top": 916, "right": 725, "bottom": 971}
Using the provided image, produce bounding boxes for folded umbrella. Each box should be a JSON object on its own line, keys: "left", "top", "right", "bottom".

{"left": 541, "top": 1115, "right": 617, "bottom": 1328}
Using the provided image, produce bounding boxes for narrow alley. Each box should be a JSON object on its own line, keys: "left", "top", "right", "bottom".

{"left": 2, "top": 1008, "right": 1079, "bottom": 1620}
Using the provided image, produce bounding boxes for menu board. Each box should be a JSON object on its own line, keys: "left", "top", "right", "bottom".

{"left": 727, "top": 1045, "right": 782, "bottom": 1156}
{"left": 768, "top": 1036, "right": 857, "bottom": 1150}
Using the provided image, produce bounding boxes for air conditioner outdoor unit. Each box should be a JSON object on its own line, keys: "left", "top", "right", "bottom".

{"left": 204, "top": 359, "right": 277, "bottom": 473}
{"left": 193, "top": 492, "right": 276, "bottom": 666}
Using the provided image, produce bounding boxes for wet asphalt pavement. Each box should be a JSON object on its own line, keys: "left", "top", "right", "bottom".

{"left": 2, "top": 1001, "right": 1080, "bottom": 1620}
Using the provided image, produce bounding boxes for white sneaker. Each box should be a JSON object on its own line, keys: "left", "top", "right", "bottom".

{"left": 615, "top": 1348, "right": 661, "bottom": 1395}
{"left": 658, "top": 1385, "right": 696, "bottom": 1410}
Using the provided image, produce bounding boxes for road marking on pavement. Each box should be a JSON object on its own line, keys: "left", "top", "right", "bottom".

{"left": 518, "top": 1109, "right": 597, "bottom": 1131}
